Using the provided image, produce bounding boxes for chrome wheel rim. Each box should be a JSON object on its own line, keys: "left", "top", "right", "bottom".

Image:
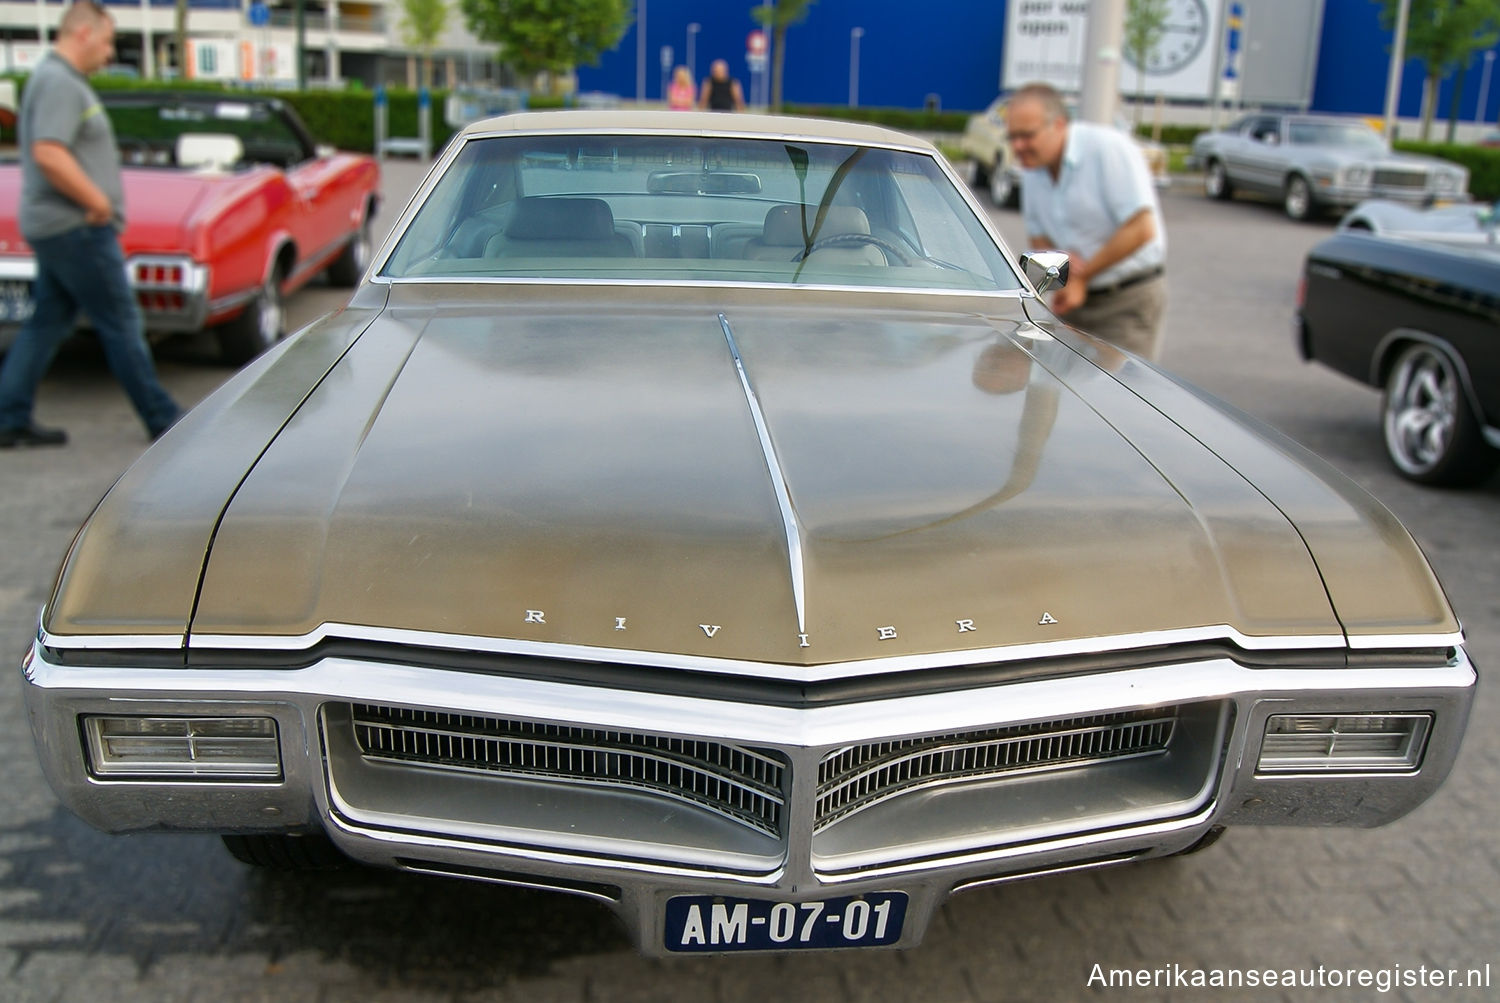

{"left": 989, "top": 170, "right": 1013, "bottom": 206}
{"left": 352, "top": 221, "right": 372, "bottom": 272}
{"left": 258, "top": 273, "right": 284, "bottom": 347}
{"left": 1384, "top": 347, "right": 1458, "bottom": 475}
{"left": 1205, "top": 162, "right": 1224, "bottom": 197}
{"left": 1285, "top": 178, "right": 1310, "bottom": 219}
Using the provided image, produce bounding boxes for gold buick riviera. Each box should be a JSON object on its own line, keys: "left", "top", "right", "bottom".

{"left": 23, "top": 112, "right": 1474, "bottom": 955}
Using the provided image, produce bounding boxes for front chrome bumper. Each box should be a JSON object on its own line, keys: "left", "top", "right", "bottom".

{"left": 1314, "top": 180, "right": 1465, "bottom": 209}
{"left": 22, "top": 640, "right": 1475, "bottom": 955}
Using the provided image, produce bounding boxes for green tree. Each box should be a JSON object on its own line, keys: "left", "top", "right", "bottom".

{"left": 1124, "top": 0, "right": 1170, "bottom": 126}
{"left": 458, "top": 0, "right": 631, "bottom": 84}
{"left": 1376, "top": 0, "right": 1500, "bottom": 139}
{"left": 401, "top": 0, "right": 450, "bottom": 89}
{"left": 752, "top": 0, "right": 818, "bottom": 113}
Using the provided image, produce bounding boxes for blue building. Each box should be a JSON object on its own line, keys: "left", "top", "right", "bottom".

{"left": 575, "top": 0, "right": 1500, "bottom": 123}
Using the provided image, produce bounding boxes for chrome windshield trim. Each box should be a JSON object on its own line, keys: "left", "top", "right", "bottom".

{"left": 368, "top": 275, "right": 1029, "bottom": 298}
{"left": 719, "top": 312, "right": 806, "bottom": 636}
{"left": 39, "top": 623, "right": 1384, "bottom": 681}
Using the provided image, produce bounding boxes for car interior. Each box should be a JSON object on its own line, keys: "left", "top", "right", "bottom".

{"left": 381, "top": 135, "right": 1019, "bottom": 292}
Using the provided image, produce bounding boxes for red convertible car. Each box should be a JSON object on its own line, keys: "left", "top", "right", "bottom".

{"left": 0, "top": 92, "right": 379, "bottom": 363}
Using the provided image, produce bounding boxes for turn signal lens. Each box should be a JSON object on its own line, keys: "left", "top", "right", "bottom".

{"left": 84, "top": 716, "right": 282, "bottom": 780}
{"left": 1258, "top": 713, "right": 1430, "bottom": 773}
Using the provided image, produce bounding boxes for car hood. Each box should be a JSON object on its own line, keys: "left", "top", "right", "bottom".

{"left": 182, "top": 285, "right": 1364, "bottom": 666}
{"left": 1299, "top": 146, "right": 1455, "bottom": 172}
{"left": 48, "top": 285, "right": 1456, "bottom": 669}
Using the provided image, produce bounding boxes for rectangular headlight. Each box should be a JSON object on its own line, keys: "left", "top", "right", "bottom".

{"left": 83, "top": 716, "right": 282, "bottom": 780}
{"left": 1258, "top": 713, "right": 1430, "bottom": 773}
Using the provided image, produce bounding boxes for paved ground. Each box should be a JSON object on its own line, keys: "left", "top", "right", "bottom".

{"left": 0, "top": 159, "right": 1496, "bottom": 1002}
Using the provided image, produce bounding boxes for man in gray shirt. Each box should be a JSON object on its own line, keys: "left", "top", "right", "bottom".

{"left": 0, "top": 0, "right": 180, "bottom": 448}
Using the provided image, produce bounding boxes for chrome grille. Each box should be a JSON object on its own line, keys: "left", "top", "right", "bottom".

{"left": 349, "top": 704, "right": 787, "bottom": 836}
{"left": 1372, "top": 168, "right": 1427, "bottom": 189}
{"left": 816, "top": 708, "right": 1179, "bottom": 829}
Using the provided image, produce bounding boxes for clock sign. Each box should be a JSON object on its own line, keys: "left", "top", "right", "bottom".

{"left": 1126, "top": 0, "right": 1210, "bottom": 76}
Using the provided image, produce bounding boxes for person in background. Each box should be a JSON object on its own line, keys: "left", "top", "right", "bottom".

{"left": 1008, "top": 82, "right": 1167, "bottom": 361}
{"left": 667, "top": 66, "right": 695, "bottom": 110}
{"left": 0, "top": 0, "right": 181, "bottom": 448}
{"left": 699, "top": 59, "right": 746, "bottom": 112}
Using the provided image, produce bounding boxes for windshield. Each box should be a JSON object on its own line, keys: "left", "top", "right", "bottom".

{"left": 381, "top": 134, "right": 1022, "bottom": 292}
{"left": 1287, "top": 120, "right": 1386, "bottom": 150}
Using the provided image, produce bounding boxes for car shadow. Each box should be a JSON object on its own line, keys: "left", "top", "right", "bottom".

{"left": 0, "top": 807, "right": 629, "bottom": 988}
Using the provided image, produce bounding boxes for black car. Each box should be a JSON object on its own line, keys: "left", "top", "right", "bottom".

{"left": 1297, "top": 202, "right": 1500, "bottom": 486}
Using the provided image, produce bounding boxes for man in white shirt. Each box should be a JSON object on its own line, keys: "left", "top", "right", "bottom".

{"left": 1009, "top": 83, "right": 1168, "bottom": 360}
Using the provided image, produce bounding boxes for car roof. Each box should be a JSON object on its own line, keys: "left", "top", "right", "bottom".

{"left": 456, "top": 109, "right": 937, "bottom": 152}
{"left": 1283, "top": 113, "right": 1377, "bottom": 126}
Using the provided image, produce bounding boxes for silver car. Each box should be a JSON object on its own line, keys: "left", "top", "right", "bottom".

{"left": 1191, "top": 113, "right": 1469, "bottom": 221}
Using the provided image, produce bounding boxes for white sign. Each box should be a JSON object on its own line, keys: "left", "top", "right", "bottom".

{"left": 4, "top": 43, "right": 46, "bottom": 74}
{"left": 1003, "top": 0, "right": 1221, "bottom": 100}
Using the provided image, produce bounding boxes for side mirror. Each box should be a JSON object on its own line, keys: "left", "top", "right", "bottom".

{"left": 1018, "top": 250, "right": 1069, "bottom": 293}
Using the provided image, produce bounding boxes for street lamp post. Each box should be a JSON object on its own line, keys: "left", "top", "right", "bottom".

{"left": 1478, "top": 51, "right": 1496, "bottom": 126}
{"left": 140, "top": 0, "right": 154, "bottom": 78}
{"left": 849, "top": 27, "right": 864, "bottom": 108}
{"left": 687, "top": 22, "right": 700, "bottom": 85}
{"left": 1382, "top": 0, "right": 1411, "bottom": 139}
{"left": 636, "top": 0, "right": 647, "bottom": 102}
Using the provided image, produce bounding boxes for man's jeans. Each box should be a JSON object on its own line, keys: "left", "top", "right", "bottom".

{"left": 0, "top": 225, "right": 181, "bottom": 436}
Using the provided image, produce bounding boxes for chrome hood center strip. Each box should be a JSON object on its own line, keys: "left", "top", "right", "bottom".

{"left": 719, "top": 312, "right": 807, "bottom": 637}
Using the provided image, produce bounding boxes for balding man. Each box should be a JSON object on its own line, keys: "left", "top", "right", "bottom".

{"left": 1007, "top": 82, "right": 1168, "bottom": 361}
{"left": 0, "top": 0, "right": 180, "bottom": 448}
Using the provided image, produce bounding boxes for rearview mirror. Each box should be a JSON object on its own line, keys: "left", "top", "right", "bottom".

{"left": 1018, "top": 250, "right": 1069, "bottom": 293}
{"left": 647, "top": 171, "right": 762, "bottom": 195}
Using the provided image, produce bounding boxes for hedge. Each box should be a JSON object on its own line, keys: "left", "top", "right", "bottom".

{"left": 1394, "top": 140, "right": 1500, "bottom": 202}
{"left": 1135, "top": 123, "right": 1207, "bottom": 146}
{"left": 782, "top": 103, "right": 971, "bottom": 134}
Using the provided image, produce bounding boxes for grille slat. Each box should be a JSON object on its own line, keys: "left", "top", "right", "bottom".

{"left": 815, "top": 709, "right": 1179, "bottom": 830}
{"left": 1372, "top": 168, "right": 1427, "bottom": 189}
{"left": 349, "top": 704, "right": 786, "bottom": 837}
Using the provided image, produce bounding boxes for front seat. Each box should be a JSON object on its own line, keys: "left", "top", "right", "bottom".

{"left": 742, "top": 204, "right": 886, "bottom": 266}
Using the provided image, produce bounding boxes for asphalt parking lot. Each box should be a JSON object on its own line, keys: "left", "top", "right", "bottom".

{"left": 0, "top": 158, "right": 1496, "bottom": 1002}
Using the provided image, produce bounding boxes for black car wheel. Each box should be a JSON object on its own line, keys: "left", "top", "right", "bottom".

{"left": 1204, "top": 159, "right": 1233, "bottom": 200}
{"left": 327, "top": 213, "right": 373, "bottom": 288}
{"left": 1382, "top": 342, "right": 1498, "bottom": 486}
{"left": 989, "top": 168, "right": 1018, "bottom": 209}
{"left": 1283, "top": 175, "right": 1317, "bottom": 221}
{"left": 216, "top": 264, "right": 286, "bottom": 366}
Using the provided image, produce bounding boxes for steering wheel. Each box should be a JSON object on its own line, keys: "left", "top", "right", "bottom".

{"left": 792, "top": 232, "right": 913, "bottom": 266}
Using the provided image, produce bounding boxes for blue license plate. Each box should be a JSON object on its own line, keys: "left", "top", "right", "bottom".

{"left": 664, "top": 891, "right": 907, "bottom": 952}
